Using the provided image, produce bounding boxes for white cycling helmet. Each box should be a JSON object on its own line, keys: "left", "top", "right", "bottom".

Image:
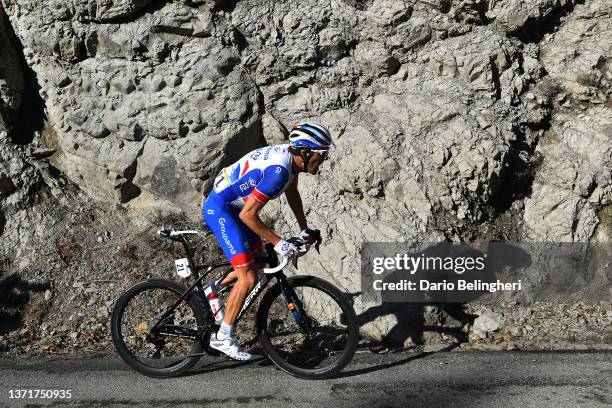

{"left": 288, "top": 123, "right": 332, "bottom": 151}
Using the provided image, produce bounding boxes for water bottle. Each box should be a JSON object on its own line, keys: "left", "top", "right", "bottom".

{"left": 204, "top": 286, "right": 224, "bottom": 322}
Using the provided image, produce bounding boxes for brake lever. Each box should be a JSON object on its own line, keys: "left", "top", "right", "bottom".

{"left": 292, "top": 255, "right": 298, "bottom": 269}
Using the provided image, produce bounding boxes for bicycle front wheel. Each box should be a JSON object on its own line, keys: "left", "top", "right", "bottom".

{"left": 257, "top": 275, "right": 358, "bottom": 379}
{"left": 111, "top": 279, "right": 209, "bottom": 378}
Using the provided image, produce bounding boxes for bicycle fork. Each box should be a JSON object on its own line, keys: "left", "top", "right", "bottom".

{"left": 278, "top": 277, "right": 314, "bottom": 332}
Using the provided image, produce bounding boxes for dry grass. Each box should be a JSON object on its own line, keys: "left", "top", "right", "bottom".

{"left": 53, "top": 239, "right": 81, "bottom": 265}
{"left": 116, "top": 243, "right": 138, "bottom": 261}
{"left": 536, "top": 77, "right": 562, "bottom": 104}
{"left": 576, "top": 71, "right": 601, "bottom": 88}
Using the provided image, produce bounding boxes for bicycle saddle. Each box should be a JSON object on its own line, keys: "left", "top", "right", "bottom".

{"left": 157, "top": 229, "right": 199, "bottom": 238}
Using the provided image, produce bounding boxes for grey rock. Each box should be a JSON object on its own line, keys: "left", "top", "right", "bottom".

{"left": 97, "top": 306, "right": 108, "bottom": 317}
{"left": 261, "top": 113, "right": 289, "bottom": 145}
{"left": 507, "top": 325, "right": 521, "bottom": 337}
{"left": 524, "top": 101, "right": 611, "bottom": 241}
{"left": 2, "top": 0, "right": 263, "bottom": 215}
{"left": 0, "top": 0, "right": 609, "bottom": 348}
{"left": 540, "top": 0, "right": 611, "bottom": 100}
{"left": 110, "top": 76, "right": 136, "bottom": 94}
{"left": 354, "top": 40, "right": 400, "bottom": 77}
{"left": 423, "top": 342, "right": 449, "bottom": 353}
{"left": 78, "top": 0, "right": 157, "bottom": 23}
{"left": 366, "top": 0, "right": 413, "bottom": 26}
{"left": 403, "top": 336, "right": 416, "bottom": 349}
{"left": 488, "top": 0, "right": 576, "bottom": 34}
{"left": 473, "top": 311, "right": 505, "bottom": 338}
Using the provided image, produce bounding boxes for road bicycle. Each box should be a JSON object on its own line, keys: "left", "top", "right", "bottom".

{"left": 111, "top": 229, "right": 358, "bottom": 379}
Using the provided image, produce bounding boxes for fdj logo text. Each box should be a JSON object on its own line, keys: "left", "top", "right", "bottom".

{"left": 239, "top": 178, "right": 257, "bottom": 191}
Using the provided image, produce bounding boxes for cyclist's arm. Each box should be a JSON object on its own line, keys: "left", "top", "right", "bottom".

{"left": 284, "top": 179, "right": 308, "bottom": 231}
{"left": 239, "top": 197, "right": 282, "bottom": 245}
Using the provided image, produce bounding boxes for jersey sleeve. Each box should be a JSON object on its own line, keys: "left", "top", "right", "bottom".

{"left": 250, "top": 165, "right": 289, "bottom": 204}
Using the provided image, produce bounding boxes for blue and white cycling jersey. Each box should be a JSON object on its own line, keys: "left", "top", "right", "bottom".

{"left": 211, "top": 144, "right": 297, "bottom": 208}
{"left": 203, "top": 144, "right": 297, "bottom": 269}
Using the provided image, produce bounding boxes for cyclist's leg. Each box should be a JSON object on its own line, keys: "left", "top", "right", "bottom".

{"left": 203, "top": 194, "right": 256, "bottom": 359}
{"left": 218, "top": 271, "right": 237, "bottom": 287}
{"left": 218, "top": 226, "right": 260, "bottom": 326}
{"left": 203, "top": 197, "right": 256, "bottom": 308}
{"left": 222, "top": 265, "right": 257, "bottom": 324}
{"left": 216, "top": 238, "right": 262, "bottom": 289}
{"left": 245, "top": 225, "right": 265, "bottom": 269}
{"left": 221, "top": 226, "right": 264, "bottom": 322}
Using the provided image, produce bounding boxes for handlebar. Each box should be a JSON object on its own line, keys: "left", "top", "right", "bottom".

{"left": 262, "top": 239, "right": 311, "bottom": 274}
{"left": 263, "top": 256, "right": 289, "bottom": 274}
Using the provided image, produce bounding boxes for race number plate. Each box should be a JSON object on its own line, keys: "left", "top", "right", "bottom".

{"left": 175, "top": 258, "right": 191, "bottom": 277}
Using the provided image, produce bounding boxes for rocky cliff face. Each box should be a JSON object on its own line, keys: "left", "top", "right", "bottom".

{"left": 0, "top": 0, "right": 610, "bottom": 352}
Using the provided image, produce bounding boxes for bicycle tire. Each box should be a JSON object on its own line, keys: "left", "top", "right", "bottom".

{"left": 111, "top": 279, "right": 208, "bottom": 378}
{"left": 256, "top": 275, "right": 358, "bottom": 379}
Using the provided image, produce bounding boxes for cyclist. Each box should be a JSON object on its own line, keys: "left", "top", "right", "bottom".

{"left": 202, "top": 122, "right": 331, "bottom": 360}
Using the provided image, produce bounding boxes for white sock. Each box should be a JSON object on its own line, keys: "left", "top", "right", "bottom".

{"left": 217, "top": 321, "right": 233, "bottom": 340}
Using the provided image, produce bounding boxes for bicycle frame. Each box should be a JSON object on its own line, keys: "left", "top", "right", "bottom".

{"left": 150, "top": 236, "right": 297, "bottom": 335}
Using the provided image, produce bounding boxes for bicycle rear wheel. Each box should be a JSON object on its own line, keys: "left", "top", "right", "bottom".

{"left": 257, "top": 275, "right": 358, "bottom": 379}
{"left": 111, "top": 279, "right": 210, "bottom": 378}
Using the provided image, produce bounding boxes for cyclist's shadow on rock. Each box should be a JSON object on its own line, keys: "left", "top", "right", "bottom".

{"left": 356, "top": 302, "right": 475, "bottom": 347}
{"left": 355, "top": 242, "right": 531, "bottom": 348}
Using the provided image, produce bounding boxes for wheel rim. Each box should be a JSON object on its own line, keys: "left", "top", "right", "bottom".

{"left": 117, "top": 287, "right": 204, "bottom": 369}
{"left": 265, "top": 284, "right": 352, "bottom": 372}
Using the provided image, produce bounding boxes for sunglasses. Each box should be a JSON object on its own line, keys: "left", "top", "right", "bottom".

{"left": 312, "top": 149, "right": 329, "bottom": 161}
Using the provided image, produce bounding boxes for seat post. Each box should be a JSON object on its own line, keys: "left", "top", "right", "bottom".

{"left": 179, "top": 236, "right": 196, "bottom": 272}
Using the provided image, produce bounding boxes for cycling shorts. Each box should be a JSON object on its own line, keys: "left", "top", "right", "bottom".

{"left": 202, "top": 190, "right": 263, "bottom": 269}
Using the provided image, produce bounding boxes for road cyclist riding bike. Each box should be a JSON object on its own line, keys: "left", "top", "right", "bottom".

{"left": 202, "top": 123, "right": 333, "bottom": 361}
{"left": 111, "top": 122, "right": 358, "bottom": 379}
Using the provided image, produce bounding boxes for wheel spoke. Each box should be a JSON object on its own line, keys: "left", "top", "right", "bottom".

{"left": 112, "top": 281, "right": 209, "bottom": 375}
{"left": 260, "top": 279, "right": 356, "bottom": 376}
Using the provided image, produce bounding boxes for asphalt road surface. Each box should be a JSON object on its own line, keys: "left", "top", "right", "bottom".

{"left": 0, "top": 351, "right": 610, "bottom": 407}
